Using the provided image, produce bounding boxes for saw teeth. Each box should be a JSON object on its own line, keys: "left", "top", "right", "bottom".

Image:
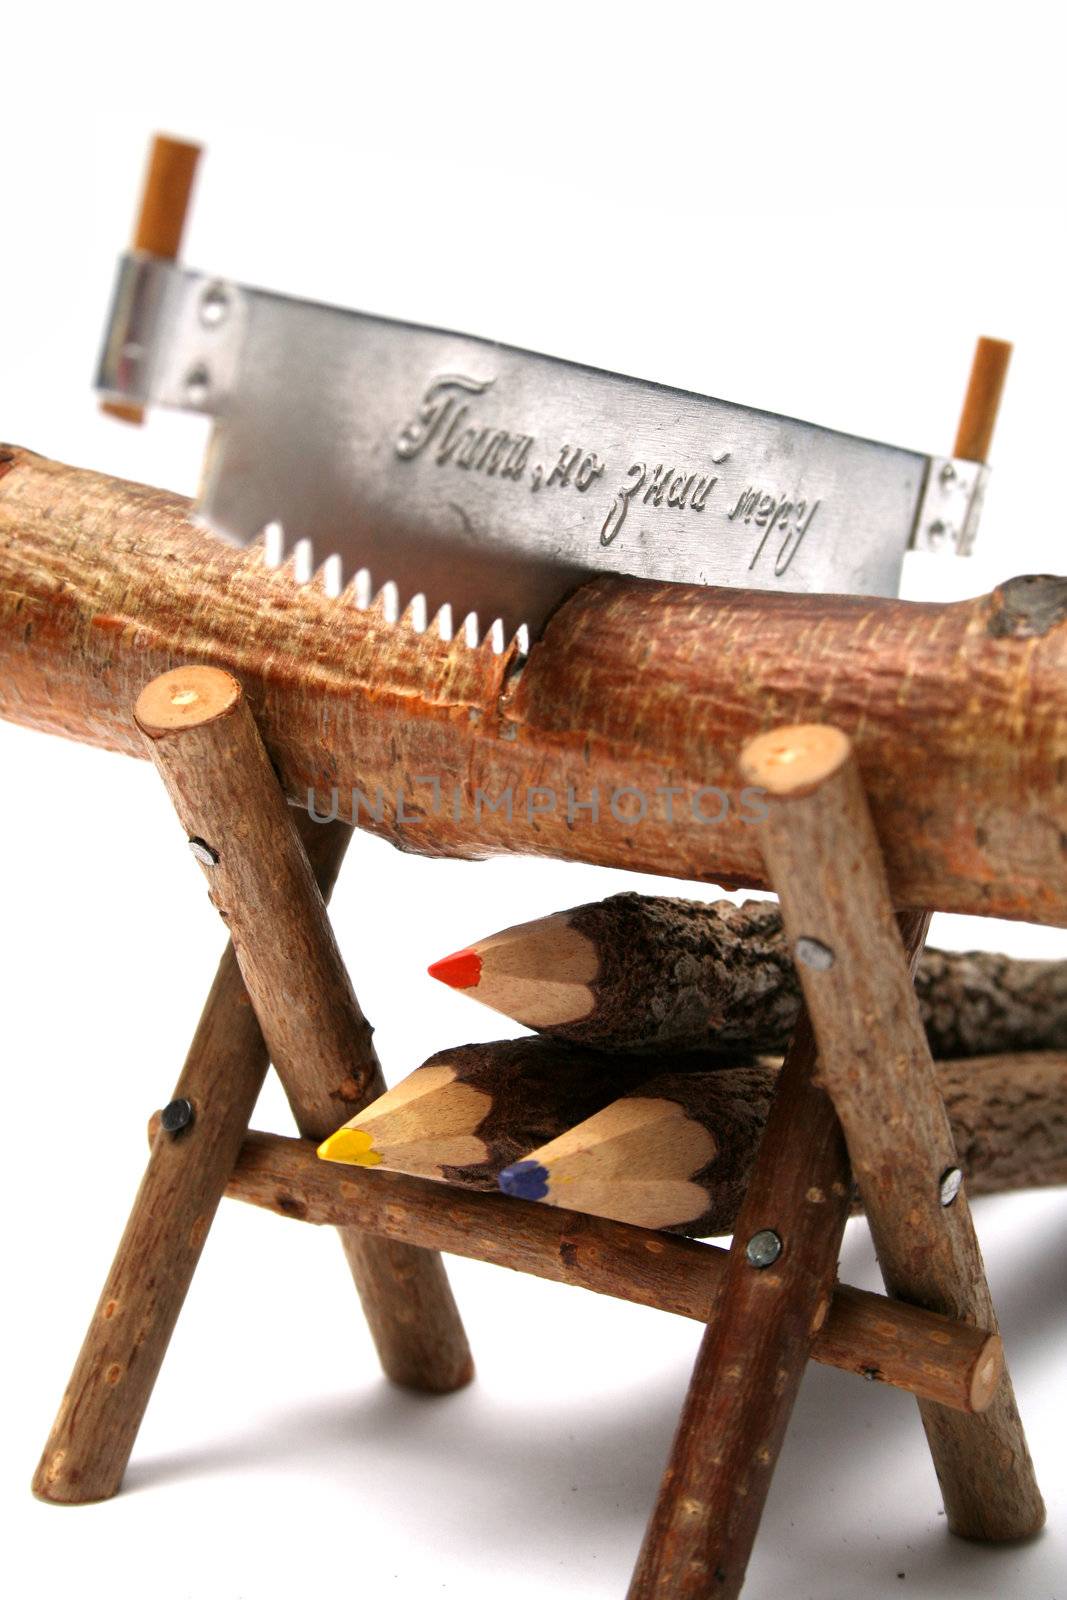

{"left": 292, "top": 538, "right": 314, "bottom": 585}
{"left": 486, "top": 618, "right": 505, "bottom": 654}
{"left": 251, "top": 525, "right": 518, "bottom": 654}
{"left": 434, "top": 603, "right": 454, "bottom": 643}
{"left": 379, "top": 581, "right": 400, "bottom": 624}
{"left": 262, "top": 521, "right": 285, "bottom": 568}
{"left": 321, "top": 554, "right": 343, "bottom": 598}
{"left": 352, "top": 568, "right": 373, "bottom": 609}
{"left": 404, "top": 593, "right": 428, "bottom": 634}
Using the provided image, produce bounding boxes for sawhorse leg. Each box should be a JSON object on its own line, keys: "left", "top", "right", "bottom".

{"left": 629, "top": 724, "right": 1042, "bottom": 1597}
{"left": 34, "top": 671, "right": 472, "bottom": 1506}
{"left": 743, "top": 722, "right": 1043, "bottom": 1541}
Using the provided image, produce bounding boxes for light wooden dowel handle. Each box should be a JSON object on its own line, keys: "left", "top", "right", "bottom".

{"left": 102, "top": 133, "right": 201, "bottom": 426}
{"left": 129, "top": 133, "right": 201, "bottom": 259}
{"left": 954, "top": 336, "right": 1012, "bottom": 462}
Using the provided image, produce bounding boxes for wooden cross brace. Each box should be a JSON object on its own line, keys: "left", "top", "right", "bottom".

{"left": 31, "top": 664, "right": 1042, "bottom": 1600}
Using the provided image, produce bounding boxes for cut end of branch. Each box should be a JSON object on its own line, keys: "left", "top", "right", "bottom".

{"left": 738, "top": 723, "right": 851, "bottom": 796}
{"left": 968, "top": 1332, "right": 1005, "bottom": 1414}
{"left": 134, "top": 665, "right": 242, "bottom": 736}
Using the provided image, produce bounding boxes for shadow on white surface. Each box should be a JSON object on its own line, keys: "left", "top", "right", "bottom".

{"left": 91, "top": 1190, "right": 1065, "bottom": 1600}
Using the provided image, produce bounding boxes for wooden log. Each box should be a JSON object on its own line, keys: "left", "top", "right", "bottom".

{"left": 318, "top": 1036, "right": 679, "bottom": 1182}
{"left": 220, "top": 1128, "right": 1001, "bottom": 1415}
{"left": 739, "top": 723, "right": 1045, "bottom": 1542}
{"left": 4, "top": 446, "right": 1067, "bottom": 922}
{"left": 429, "top": 892, "right": 1067, "bottom": 1057}
{"left": 134, "top": 665, "right": 473, "bottom": 1394}
{"left": 32, "top": 811, "right": 351, "bottom": 1503}
{"left": 497, "top": 1049, "right": 1067, "bottom": 1235}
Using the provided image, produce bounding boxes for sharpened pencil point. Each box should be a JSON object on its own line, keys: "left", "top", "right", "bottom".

{"left": 428, "top": 949, "right": 483, "bottom": 990}
{"left": 317, "top": 1127, "right": 382, "bottom": 1166}
{"left": 498, "top": 1160, "right": 550, "bottom": 1201}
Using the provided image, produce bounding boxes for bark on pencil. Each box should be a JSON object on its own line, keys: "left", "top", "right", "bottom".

{"left": 320, "top": 1035, "right": 1067, "bottom": 1235}
{"left": 5, "top": 446, "right": 1067, "bottom": 922}
{"left": 317, "top": 1037, "right": 727, "bottom": 1185}
{"left": 499, "top": 1050, "right": 1067, "bottom": 1236}
{"left": 430, "top": 892, "right": 1067, "bottom": 1056}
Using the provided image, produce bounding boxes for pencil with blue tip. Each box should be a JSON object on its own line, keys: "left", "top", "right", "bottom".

{"left": 498, "top": 1067, "right": 774, "bottom": 1235}
{"left": 498, "top": 1051, "right": 1067, "bottom": 1236}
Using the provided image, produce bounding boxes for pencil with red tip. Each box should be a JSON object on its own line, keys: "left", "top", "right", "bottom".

{"left": 429, "top": 892, "right": 1067, "bottom": 1058}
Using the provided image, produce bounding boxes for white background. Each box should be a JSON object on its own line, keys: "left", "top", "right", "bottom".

{"left": 2, "top": 5, "right": 1065, "bottom": 1597}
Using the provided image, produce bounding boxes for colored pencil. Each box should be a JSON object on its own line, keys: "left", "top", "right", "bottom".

{"left": 498, "top": 1050, "right": 1067, "bottom": 1235}
{"left": 317, "top": 1037, "right": 731, "bottom": 1186}
{"left": 318, "top": 1038, "right": 1067, "bottom": 1232}
{"left": 429, "top": 892, "right": 1067, "bottom": 1057}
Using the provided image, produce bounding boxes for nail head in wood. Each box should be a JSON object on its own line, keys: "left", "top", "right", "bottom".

{"left": 745, "top": 1228, "right": 782, "bottom": 1268}
{"left": 160, "top": 1098, "right": 195, "bottom": 1135}
{"left": 795, "top": 936, "right": 835, "bottom": 971}
{"left": 940, "top": 1165, "right": 964, "bottom": 1207}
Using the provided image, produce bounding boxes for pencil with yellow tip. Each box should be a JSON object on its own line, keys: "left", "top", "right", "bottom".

{"left": 317, "top": 1038, "right": 677, "bottom": 1186}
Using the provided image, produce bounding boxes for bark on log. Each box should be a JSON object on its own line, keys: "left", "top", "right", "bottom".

{"left": 938, "top": 1050, "right": 1067, "bottom": 1197}
{"left": 4, "top": 446, "right": 1067, "bottom": 921}
{"left": 741, "top": 723, "right": 1044, "bottom": 1541}
{"left": 220, "top": 1129, "right": 1002, "bottom": 1415}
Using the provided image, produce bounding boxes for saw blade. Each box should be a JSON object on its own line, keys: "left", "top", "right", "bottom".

{"left": 97, "top": 254, "right": 984, "bottom": 648}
